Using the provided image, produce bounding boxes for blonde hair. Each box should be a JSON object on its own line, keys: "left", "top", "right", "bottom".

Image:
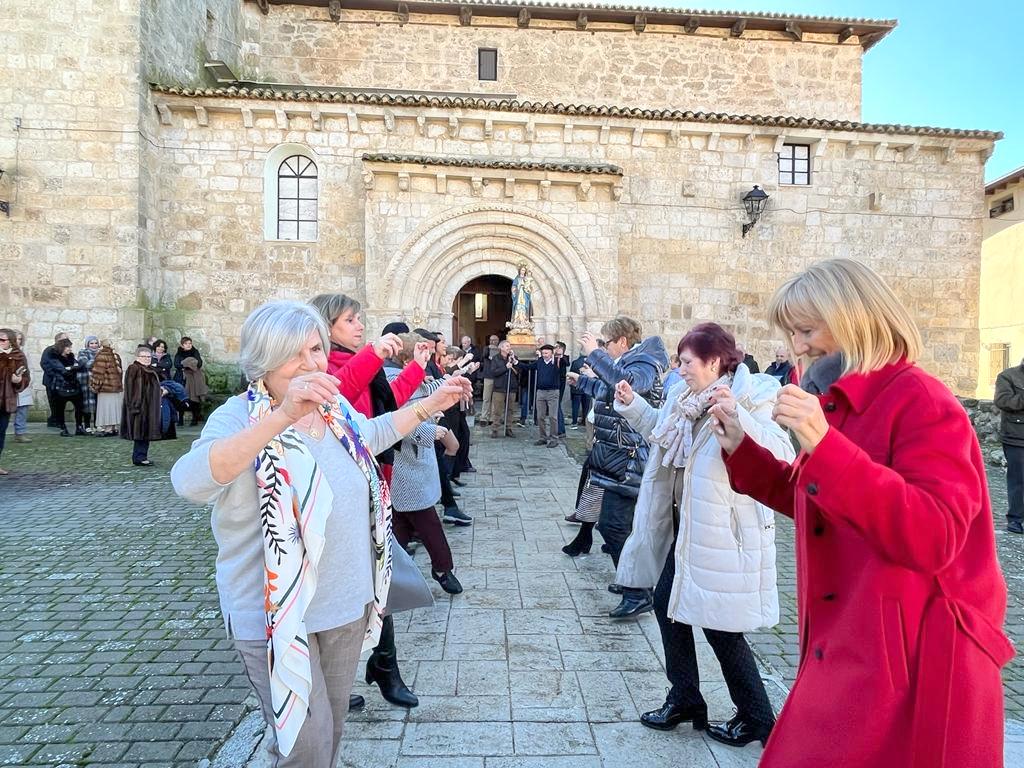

{"left": 767, "top": 259, "right": 922, "bottom": 376}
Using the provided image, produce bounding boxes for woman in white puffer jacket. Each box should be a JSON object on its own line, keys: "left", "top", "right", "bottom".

{"left": 613, "top": 323, "right": 795, "bottom": 749}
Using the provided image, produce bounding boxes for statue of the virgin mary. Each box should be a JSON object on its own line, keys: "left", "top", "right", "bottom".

{"left": 510, "top": 264, "right": 533, "bottom": 331}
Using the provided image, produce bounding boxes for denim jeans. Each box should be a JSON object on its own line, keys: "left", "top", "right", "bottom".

{"left": 14, "top": 404, "right": 29, "bottom": 435}
{"left": 1005, "top": 443, "right": 1024, "bottom": 523}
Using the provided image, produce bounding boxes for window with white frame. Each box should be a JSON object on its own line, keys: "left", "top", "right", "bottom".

{"left": 778, "top": 143, "right": 811, "bottom": 186}
{"left": 263, "top": 144, "right": 319, "bottom": 242}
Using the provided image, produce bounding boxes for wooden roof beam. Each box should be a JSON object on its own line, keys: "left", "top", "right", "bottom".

{"left": 838, "top": 26, "right": 855, "bottom": 43}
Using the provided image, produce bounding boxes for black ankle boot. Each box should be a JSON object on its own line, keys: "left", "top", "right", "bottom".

{"left": 640, "top": 701, "right": 708, "bottom": 731}
{"left": 365, "top": 653, "right": 418, "bottom": 708}
{"left": 562, "top": 525, "right": 593, "bottom": 557}
{"left": 706, "top": 713, "right": 774, "bottom": 748}
{"left": 348, "top": 693, "right": 365, "bottom": 711}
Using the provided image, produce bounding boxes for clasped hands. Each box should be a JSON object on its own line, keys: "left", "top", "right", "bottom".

{"left": 708, "top": 384, "right": 829, "bottom": 455}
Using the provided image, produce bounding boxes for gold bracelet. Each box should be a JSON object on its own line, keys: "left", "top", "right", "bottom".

{"left": 412, "top": 403, "right": 431, "bottom": 422}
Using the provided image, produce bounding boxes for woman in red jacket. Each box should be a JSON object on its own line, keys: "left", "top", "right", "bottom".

{"left": 310, "top": 294, "right": 434, "bottom": 712}
{"left": 707, "top": 259, "right": 1012, "bottom": 767}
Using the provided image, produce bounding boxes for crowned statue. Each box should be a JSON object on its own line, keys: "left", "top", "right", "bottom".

{"left": 507, "top": 264, "right": 536, "bottom": 346}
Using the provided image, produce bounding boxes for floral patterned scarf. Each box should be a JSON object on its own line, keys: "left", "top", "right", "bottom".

{"left": 649, "top": 373, "right": 733, "bottom": 468}
{"left": 248, "top": 379, "right": 393, "bottom": 757}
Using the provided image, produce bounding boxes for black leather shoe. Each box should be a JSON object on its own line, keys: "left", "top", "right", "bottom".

{"left": 59, "top": 429, "right": 71, "bottom": 437}
{"left": 432, "top": 570, "right": 463, "bottom": 594}
{"left": 348, "top": 693, "right": 365, "bottom": 711}
{"left": 706, "top": 714, "right": 774, "bottom": 748}
{"left": 463, "top": 467, "right": 477, "bottom": 473}
{"left": 640, "top": 701, "right": 708, "bottom": 731}
{"left": 75, "top": 427, "right": 88, "bottom": 436}
{"left": 607, "top": 583, "right": 624, "bottom": 595}
{"left": 1008, "top": 519, "right": 1023, "bottom": 534}
{"left": 609, "top": 591, "right": 654, "bottom": 619}
{"left": 451, "top": 477, "right": 467, "bottom": 487}
{"left": 365, "top": 655, "right": 418, "bottom": 708}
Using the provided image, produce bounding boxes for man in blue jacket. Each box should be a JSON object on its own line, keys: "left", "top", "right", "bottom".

{"left": 568, "top": 317, "right": 667, "bottom": 619}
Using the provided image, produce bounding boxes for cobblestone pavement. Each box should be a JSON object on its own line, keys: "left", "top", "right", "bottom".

{"left": 1, "top": 418, "right": 1022, "bottom": 766}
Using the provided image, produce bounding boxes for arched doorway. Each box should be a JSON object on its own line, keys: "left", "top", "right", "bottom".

{"left": 451, "top": 275, "right": 512, "bottom": 347}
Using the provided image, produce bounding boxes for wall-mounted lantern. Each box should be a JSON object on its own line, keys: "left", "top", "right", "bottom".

{"left": 741, "top": 185, "right": 769, "bottom": 237}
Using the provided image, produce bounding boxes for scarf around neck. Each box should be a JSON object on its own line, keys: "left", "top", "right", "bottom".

{"left": 799, "top": 353, "right": 845, "bottom": 395}
{"left": 248, "top": 379, "right": 393, "bottom": 757}
{"left": 649, "top": 373, "right": 733, "bottom": 468}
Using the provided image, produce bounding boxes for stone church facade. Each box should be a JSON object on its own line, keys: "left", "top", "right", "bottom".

{"left": 0, "top": 0, "right": 1000, "bottom": 396}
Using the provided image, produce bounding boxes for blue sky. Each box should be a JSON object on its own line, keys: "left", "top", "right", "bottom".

{"left": 606, "top": 0, "right": 1022, "bottom": 181}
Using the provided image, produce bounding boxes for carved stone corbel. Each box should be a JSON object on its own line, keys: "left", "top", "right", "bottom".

{"left": 311, "top": 109, "right": 322, "bottom": 131}
{"left": 416, "top": 115, "right": 427, "bottom": 136}
{"left": 398, "top": 172, "right": 410, "bottom": 191}
{"left": 448, "top": 116, "right": 459, "bottom": 138}
{"left": 383, "top": 109, "right": 395, "bottom": 132}
{"left": 599, "top": 125, "right": 610, "bottom": 145}
{"left": 471, "top": 176, "right": 483, "bottom": 196}
{"left": 459, "top": 6, "right": 472, "bottom": 26}
{"left": 631, "top": 127, "right": 644, "bottom": 147}
{"left": 484, "top": 119, "right": 493, "bottom": 139}
{"left": 504, "top": 178, "right": 515, "bottom": 198}
{"left": 362, "top": 169, "right": 375, "bottom": 190}
{"left": 241, "top": 107, "right": 253, "bottom": 128}
{"left": 435, "top": 172, "right": 447, "bottom": 193}
{"left": 329, "top": 0, "right": 342, "bottom": 22}
{"left": 539, "top": 180, "right": 551, "bottom": 201}
{"left": 194, "top": 106, "right": 208, "bottom": 126}
{"left": 156, "top": 103, "right": 172, "bottom": 126}
{"left": 347, "top": 112, "right": 359, "bottom": 132}
{"left": 275, "top": 109, "right": 287, "bottom": 129}
{"left": 577, "top": 180, "right": 593, "bottom": 201}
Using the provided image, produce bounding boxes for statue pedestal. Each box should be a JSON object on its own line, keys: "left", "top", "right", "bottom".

{"left": 507, "top": 328, "right": 536, "bottom": 360}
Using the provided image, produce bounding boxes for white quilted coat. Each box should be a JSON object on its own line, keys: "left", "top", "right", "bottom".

{"left": 614, "top": 364, "right": 795, "bottom": 633}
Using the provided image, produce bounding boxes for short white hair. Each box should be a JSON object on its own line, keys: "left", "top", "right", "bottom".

{"left": 239, "top": 300, "right": 329, "bottom": 381}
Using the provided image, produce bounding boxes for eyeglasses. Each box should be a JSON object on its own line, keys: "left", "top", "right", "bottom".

{"left": 0, "top": 338, "right": 9, "bottom": 342}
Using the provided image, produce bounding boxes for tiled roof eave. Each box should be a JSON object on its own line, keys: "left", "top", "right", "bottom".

{"left": 362, "top": 153, "right": 622, "bottom": 174}
{"left": 149, "top": 84, "right": 1003, "bottom": 141}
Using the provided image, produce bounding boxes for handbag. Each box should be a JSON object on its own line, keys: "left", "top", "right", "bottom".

{"left": 589, "top": 420, "right": 646, "bottom": 498}
{"left": 385, "top": 534, "right": 434, "bottom": 615}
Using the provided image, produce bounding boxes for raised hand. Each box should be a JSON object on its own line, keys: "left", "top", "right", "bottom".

{"left": 773, "top": 384, "right": 829, "bottom": 453}
{"left": 580, "top": 332, "right": 599, "bottom": 356}
{"left": 413, "top": 341, "right": 432, "bottom": 369}
{"left": 373, "top": 333, "right": 403, "bottom": 360}
{"left": 708, "top": 387, "right": 744, "bottom": 454}
{"left": 278, "top": 372, "right": 341, "bottom": 423}
{"left": 614, "top": 379, "right": 634, "bottom": 406}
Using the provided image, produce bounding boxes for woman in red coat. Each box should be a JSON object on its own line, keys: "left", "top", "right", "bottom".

{"left": 310, "top": 294, "right": 434, "bottom": 712}
{"left": 708, "top": 259, "right": 1012, "bottom": 767}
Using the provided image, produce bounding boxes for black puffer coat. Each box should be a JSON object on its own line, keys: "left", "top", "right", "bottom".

{"left": 576, "top": 336, "right": 668, "bottom": 497}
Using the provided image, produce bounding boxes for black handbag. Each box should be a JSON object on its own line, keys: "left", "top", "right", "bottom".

{"left": 589, "top": 420, "right": 646, "bottom": 498}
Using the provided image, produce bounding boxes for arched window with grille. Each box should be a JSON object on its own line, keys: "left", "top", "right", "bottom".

{"left": 263, "top": 144, "right": 319, "bottom": 242}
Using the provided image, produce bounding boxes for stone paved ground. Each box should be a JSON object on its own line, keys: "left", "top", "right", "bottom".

{"left": 1, "top": 418, "right": 1022, "bottom": 766}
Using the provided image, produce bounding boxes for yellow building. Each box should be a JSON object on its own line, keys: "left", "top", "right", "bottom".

{"left": 978, "top": 166, "right": 1024, "bottom": 397}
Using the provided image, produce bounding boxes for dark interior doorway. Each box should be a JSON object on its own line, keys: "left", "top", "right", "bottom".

{"left": 452, "top": 275, "right": 513, "bottom": 348}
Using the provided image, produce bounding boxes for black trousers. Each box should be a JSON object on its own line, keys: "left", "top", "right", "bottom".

{"left": 596, "top": 488, "right": 637, "bottom": 567}
{"left": 1006, "top": 443, "right": 1024, "bottom": 523}
{"left": 0, "top": 407, "right": 9, "bottom": 461}
{"left": 54, "top": 393, "right": 84, "bottom": 430}
{"left": 653, "top": 535, "right": 774, "bottom": 727}
{"left": 435, "top": 443, "right": 457, "bottom": 507}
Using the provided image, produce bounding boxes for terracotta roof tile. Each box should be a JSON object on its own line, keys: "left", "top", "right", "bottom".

{"left": 150, "top": 84, "right": 1002, "bottom": 140}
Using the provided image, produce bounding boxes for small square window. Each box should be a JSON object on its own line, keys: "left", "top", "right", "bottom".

{"left": 779, "top": 143, "right": 812, "bottom": 186}
{"left": 478, "top": 48, "right": 498, "bottom": 81}
{"left": 990, "top": 343, "right": 1010, "bottom": 383}
{"left": 990, "top": 196, "right": 1014, "bottom": 218}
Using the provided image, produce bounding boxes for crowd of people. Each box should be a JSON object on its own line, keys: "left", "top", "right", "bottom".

{"left": 3, "top": 258, "right": 1019, "bottom": 768}
{"left": 0, "top": 331, "right": 209, "bottom": 473}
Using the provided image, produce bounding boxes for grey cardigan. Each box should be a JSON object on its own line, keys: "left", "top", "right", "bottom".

{"left": 170, "top": 394, "right": 401, "bottom": 640}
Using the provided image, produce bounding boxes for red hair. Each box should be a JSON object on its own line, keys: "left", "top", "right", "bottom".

{"left": 677, "top": 323, "right": 744, "bottom": 374}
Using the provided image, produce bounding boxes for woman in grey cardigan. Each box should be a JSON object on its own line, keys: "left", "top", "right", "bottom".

{"left": 385, "top": 333, "right": 464, "bottom": 595}
{"left": 171, "top": 302, "right": 468, "bottom": 767}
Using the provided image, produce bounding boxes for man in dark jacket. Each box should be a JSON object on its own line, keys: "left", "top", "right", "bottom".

{"left": 568, "top": 349, "right": 591, "bottom": 428}
{"left": 763, "top": 346, "right": 795, "bottom": 386}
{"left": 995, "top": 358, "right": 1024, "bottom": 534}
{"left": 478, "top": 334, "right": 501, "bottom": 426}
{"left": 569, "top": 317, "right": 667, "bottom": 619}
{"left": 738, "top": 344, "right": 760, "bottom": 374}
{"left": 483, "top": 341, "right": 519, "bottom": 438}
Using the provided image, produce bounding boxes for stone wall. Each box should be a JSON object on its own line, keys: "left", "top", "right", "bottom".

{"left": 0, "top": 0, "right": 148, "bottom": 407}
{"left": 961, "top": 398, "right": 1007, "bottom": 467}
{"left": 143, "top": 94, "right": 991, "bottom": 394}
{"left": 247, "top": 4, "right": 863, "bottom": 120}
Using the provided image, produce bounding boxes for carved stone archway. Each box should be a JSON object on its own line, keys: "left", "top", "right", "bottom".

{"left": 366, "top": 203, "right": 606, "bottom": 343}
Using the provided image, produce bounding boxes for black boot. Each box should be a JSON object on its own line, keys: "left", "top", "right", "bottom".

{"left": 562, "top": 522, "right": 593, "bottom": 557}
{"left": 348, "top": 694, "right": 365, "bottom": 711}
{"left": 706, "top": 713, "right": 774, "bottom": 748}
{"left": 364, "top": 617, "right": 418, "bottom": 708}
{"left": 365, "top": 652, "right": 418, "bottom": 708}
{"left": 640, "top": 701, "right": 708, "bottom": 731}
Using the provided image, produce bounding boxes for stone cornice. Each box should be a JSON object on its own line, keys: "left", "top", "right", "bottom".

{"left": 362, "top": 153, "right": 621, "bottom": 175}
{"left": 250, "top": 0, "right": 896, "bottom": 49}
{"left": 149, "top": 85, "right": 1002, "bottom": 142}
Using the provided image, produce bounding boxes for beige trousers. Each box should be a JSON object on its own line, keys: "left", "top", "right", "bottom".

{"left": 234, "top": 610, "right": 367, "bottom": 768}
